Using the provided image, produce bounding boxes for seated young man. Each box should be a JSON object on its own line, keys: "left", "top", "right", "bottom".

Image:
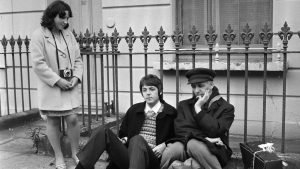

{"left": 160, "top": 68, "right": 235, "bottom": 169}
{"left": 75, "top": 74, "right": 177, "bottom": 169}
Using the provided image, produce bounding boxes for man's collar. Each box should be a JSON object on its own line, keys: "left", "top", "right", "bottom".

{"left": 144, "top": 101, "right": 162, "bottom": 114}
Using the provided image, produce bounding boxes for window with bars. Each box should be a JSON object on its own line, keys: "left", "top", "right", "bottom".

{"left": 177, "top": 0, "right": 273, "bottom": 46}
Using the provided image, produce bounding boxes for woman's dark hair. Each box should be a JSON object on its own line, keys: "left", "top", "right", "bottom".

{"left": 41, "top": 0, "right": 73, "bottom": 30}
{"left": 139, "top": 74, "right": 163, "bottom": 100}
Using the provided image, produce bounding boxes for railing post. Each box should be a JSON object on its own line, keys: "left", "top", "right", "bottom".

{"left": 24, "top": 36, "right": 31, "bottom": 110}
{"left": 98, "top": 29, "right": 106, "bottom": 125}
{"left": 278, "top": 22, "right": 293, "bottom": 153}
{"left": 104, "top": 33, "right": 111, "bottom": 116}
{"left": 92, "top": 32, "right": 99, "bottom": 121}
{"left": 205, "top": 25, "right": 217, "bottom": 69}
{"left": 241, "top": 23, "right": 254, "bottom": 143}
{"left": 125, "top": 27, "right": 136, "bottom": 106}
{"left": 259, "top": 23, "right": 273, "bottom": 143}
{"left": 2, "top": 36, "right": 9, "bottom": 115}
{"left": 155, "top": 26, "right": 168, "bottom": 96}
{"left": 188, "top": 26, "right": 200, "bottom": 69}
{"left": 111, "top": 28, "right": 121, "bottom": 134}
{"left": 223, "top": 24, "right": 236, "bottom": 104}
{"left": 171, "top": 26, "right": 183, "bottom": 108}
{"left": 9, "top": 36, "right": 17, "bottom": 113}
{"left": 140, "top": 27, "right": 151, "bottom": 76}
{"left": 17, "top": 36, "right": 25, "bottom": 112}
{"left": 84, "top": 29, "right": 92, "bottom": 134}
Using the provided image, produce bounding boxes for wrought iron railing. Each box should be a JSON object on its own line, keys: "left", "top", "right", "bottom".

{"left": 1, "top": 22, "right": 300, "bottom": 153}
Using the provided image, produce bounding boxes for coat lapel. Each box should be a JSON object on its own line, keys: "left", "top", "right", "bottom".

{"left": 43, "top": 28, "right": 68, "bottom": 55}
{"left": 61, "top": 31, "right": 73, "bottom": 64}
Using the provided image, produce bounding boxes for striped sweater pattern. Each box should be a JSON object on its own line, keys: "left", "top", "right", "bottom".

{"left": 139, "top": 114, "right": 157, "bottom": 149}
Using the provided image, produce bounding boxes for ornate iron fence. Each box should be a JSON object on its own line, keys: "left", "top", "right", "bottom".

{"left": 1, "top": 22, "right": 300, "bottom": 153}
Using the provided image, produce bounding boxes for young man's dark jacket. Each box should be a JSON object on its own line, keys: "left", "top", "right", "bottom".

{"left": 119, "top": 100, "right": 177, "bottom": 147}
{"left": 106, "top": 100, "right": 177, "bottom": 169}
{"left": 168, "top": 87, "right": 235, "bottom": 167}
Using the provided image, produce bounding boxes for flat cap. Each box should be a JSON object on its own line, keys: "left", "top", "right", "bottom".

{"left": 185, "top": 68, "right": 216, "bottom": 84}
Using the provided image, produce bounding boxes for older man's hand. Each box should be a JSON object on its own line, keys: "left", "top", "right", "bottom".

{"left": 194, "top": 89, "right": 211, "bottom": 113}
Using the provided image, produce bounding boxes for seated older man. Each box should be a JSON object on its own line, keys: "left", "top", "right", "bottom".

{"left": 161, "top": 68, "right": 235, "bottom": 169}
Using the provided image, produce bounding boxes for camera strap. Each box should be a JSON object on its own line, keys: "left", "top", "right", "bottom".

{"left": 51, "top": 31, "right": 72, "bottom": 70}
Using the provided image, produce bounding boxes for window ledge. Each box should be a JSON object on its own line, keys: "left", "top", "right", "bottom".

{"left": 152, "top": 61, "right": 288, "bottom": 72}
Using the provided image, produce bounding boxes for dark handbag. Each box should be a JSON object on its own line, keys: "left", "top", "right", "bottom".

{"left": 240, "top": 141, "right": 282, "bottom": 169}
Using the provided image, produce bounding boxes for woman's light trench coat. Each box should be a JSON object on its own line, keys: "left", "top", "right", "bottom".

{"left": 31, "top": 27, "right": 83, "bottom": 111}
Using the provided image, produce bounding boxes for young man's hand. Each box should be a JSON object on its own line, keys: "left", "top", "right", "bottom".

{"left": 152, "top": 142, "right": 166, "bottom": 158}
{"left": 119, "top": 137, "right": 128, "bottom": 144}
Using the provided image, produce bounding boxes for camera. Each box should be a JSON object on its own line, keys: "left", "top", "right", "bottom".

{"left": 59, "top": 68, "right": 73, "bottom": 79}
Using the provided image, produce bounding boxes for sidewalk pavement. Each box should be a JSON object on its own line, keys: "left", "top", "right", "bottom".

{"left": 1, "top": 110, "right": 300, "bottom": 169}
{"left": 0, "top": 111, "right": 113, "bottom": 169}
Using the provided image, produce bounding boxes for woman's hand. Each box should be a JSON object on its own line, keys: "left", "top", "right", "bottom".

{"left": 152, "top": 142, "right": 166, "bottom": 158}
{"left": 56, "top": 78, "right": 72, "bottom": 90}
{"left": 70, "top": 77, "right": 79, "bottom": 88}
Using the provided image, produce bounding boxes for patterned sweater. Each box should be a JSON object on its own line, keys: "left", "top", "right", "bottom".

{"left": 139, "top": 114, "right": 157, "bottom": 149}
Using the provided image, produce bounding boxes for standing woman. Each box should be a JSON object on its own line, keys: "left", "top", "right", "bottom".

{"left": 31, "top": 1, "right": 83, "bottom": 169}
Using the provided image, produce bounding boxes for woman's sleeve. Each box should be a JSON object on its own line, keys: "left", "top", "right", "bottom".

{"left": 30, "top": 29, "right": 60, "bottom": 87}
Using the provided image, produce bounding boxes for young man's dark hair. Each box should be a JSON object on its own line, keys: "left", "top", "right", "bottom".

{"left": 41, "top": 0, "right": 73, "bottom": 30}
{"left": 139, "top": 74, "right": 163, "bottom": 101}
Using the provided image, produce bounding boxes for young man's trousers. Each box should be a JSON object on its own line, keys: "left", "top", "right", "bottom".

{"left": 77, "top": 126, "right": 160, "bottom": 169}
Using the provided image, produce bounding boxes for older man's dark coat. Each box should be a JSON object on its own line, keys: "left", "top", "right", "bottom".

{"left": 169, "top": 87, "right": 235, "bottom": 167}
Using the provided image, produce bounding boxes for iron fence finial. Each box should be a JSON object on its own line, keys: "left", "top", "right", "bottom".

{"left": 188, "top": 25, "right": 200, "bottom": 50}
{"left": 17, "top": 36, "right": 22, "bottom": 47}
{"left": 156, "top": 26, "right": 168, "bottom": 51}
{"left": 278, "top": 22, "right": 293, "bottom": 48}
{"left": 205, "top": 25, "right": 217, "bottom": 48}
{"left": 241, "top": 23, "right": 254, "bottom": 48}
{"left": 259, "top": 23, "right": 273, "bottom": 47}
{"left": 98, "top": 29, "right": 106, "bottom": 50}
{"left": 140, "top": 27, "right": 151, "bottom": 50}
{"left": 223, "top": 24, "right": 236, "bottom": 46}
{"left": 111, "top": 28, "right": 121, "bottom": 51}
{"left": 125, "top": 27, "right": 136, "bottom": 50}
{"left": 2, "top": 36, "right": 8, "bottom": 48}
{"left": 83, "top": 29, "right": 92, "bottom": 51}
{"left": 24, "top": 36, "right": 29, "bottom": 50}
{"left": 171, "top": 26, "right": 183, "bottom": 48}
{"left": 9, "top": 36, "right": 15, "bottom": 52}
